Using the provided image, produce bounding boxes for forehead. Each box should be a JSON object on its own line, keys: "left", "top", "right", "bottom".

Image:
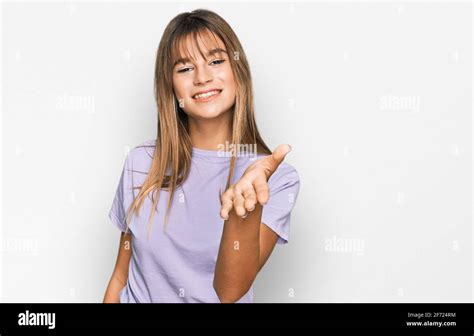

{"left": 172, "top": 29, "right": 227, "bottom": 65}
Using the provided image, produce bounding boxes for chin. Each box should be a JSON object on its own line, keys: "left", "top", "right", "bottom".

{"left": 188, "top": 103, "right": 234, "bottom": 120}
{"left": 192, "top": 109, "right": 227, "bottom": 120}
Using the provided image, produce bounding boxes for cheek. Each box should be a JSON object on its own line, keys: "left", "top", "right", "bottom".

{"left": 173, "top": 79, "right": 196, "bottom": 113}
{"left": 218, "top": 68, "right": 236, "bottom": 95}
{"left": 172, "top": 78, "right": 188, "bottom": 100}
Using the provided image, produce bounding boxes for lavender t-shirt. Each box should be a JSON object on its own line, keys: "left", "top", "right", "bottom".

{"left": 108, "top": 139, "right": 300, "bottom": 303}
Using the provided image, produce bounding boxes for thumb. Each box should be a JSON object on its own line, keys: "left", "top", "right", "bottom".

{"left": 266, "top": 144, "right": 292, "bottom": 172}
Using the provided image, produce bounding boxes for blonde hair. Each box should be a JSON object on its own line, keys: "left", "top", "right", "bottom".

{"left": 124, "top": 9, "right": 271, "bottom": 239}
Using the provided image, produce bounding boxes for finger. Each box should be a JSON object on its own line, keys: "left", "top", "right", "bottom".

{"left": 220, "top": 190, "right": 234, "bottom": 220}
{"left": 253, "top": 176, "right": 270, "bottom": 205}
{"left": 266, "top": 144, "right": 292, "bottom": 171}
{"left": 242, "top": 183, "right": 257, "bottom": 212}
{"left": 233, "top": 185, "right": 247, "bottom": 217}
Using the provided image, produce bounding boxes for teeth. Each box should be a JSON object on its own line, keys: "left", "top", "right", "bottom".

{"left": 193, "top": 90, "right": 220, "bottom": 99}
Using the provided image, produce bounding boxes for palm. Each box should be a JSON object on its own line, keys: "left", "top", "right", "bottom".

{"left": 219, "top": 144, "right": 292, "bottom": 219}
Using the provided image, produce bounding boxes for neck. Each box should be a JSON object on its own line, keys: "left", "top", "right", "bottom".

{"left": 188, "top": 111, "right": 233, "bottom": 151}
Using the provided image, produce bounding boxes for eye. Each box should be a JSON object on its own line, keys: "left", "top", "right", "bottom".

{"left": 210, "top": 59, "right": 225, "bottom": 66}
{"left": 176, "top": 59, "right": 224, "bottom": 73}
{"left": 177, "top": 67, "right": 192, "bottom": 73}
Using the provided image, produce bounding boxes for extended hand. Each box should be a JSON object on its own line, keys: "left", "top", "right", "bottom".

{"left": 219, "top": 144, "right": 292, "bottom": 220}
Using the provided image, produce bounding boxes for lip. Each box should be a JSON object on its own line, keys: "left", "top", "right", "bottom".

{"left": 192, "top": 89, "right": 222, "bottom": 103}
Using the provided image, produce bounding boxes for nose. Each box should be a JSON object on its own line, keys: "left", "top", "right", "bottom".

{"left": 193, "top": 64, "right": 213, "bottom": 86}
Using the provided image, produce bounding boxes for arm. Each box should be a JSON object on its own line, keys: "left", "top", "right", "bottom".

{"left": 213, "top": 144, "right": 291, "bottom": 303}
{"left": 103, "top": 232, "right": 132, "bottom": 303}
{"left": 213, "top": 203, "right": 279, "bottom": 303}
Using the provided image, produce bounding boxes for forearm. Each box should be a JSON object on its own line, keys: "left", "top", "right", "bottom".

{"left": 213, "top": 203, "right": 262, "bottom": 303}
{"left": 103, "top": 273, "right": 127, "bottom": 303}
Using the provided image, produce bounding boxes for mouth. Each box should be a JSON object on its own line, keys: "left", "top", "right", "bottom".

{"left": 192, "top": 89, "right": 223, "bottom": 103}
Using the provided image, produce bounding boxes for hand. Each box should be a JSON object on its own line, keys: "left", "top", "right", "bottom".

{"left": 219, "top": 144, "right": 292, "bottom": 220}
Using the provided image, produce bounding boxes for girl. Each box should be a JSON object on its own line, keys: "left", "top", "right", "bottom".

{"left": 103, "top": 8, "right": 300, "bottom": 303}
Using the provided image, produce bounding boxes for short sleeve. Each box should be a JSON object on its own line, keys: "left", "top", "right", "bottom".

{"left": 261, "top": 162, "right": 300, "bottom": 244}
{"left": 108, "top": 154, "right": 132, "bottom": 233}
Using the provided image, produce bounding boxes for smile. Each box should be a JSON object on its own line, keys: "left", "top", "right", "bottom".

{"left": 192, "top": 89, "right": 222, "bottom": 102}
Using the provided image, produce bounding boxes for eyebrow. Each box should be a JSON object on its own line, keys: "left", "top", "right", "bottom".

{"left": 173, "top": 48, "right": 228, "bottom": 67}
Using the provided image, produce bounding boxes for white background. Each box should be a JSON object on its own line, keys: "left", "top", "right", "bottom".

{"left": 1, "top": 1, "right": 472, "bottom": 302}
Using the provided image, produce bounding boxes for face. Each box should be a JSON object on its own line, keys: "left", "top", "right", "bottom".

{"left": 172, "top": 31, "right": 236, "bottom": 121}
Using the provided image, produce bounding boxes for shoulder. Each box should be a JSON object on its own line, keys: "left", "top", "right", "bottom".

{"left": 125, "top": 139, "right": 157, "bottom": 174}
{"left": 128, "top": 138, "right": 156, "bottom": 159}
{"left": 269, "top": 161, "right": 300, "bottom": 189}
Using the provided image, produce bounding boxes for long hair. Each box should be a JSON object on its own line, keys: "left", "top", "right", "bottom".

{"left": 124, "top": 9, "right": 271, "bottom": 239}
